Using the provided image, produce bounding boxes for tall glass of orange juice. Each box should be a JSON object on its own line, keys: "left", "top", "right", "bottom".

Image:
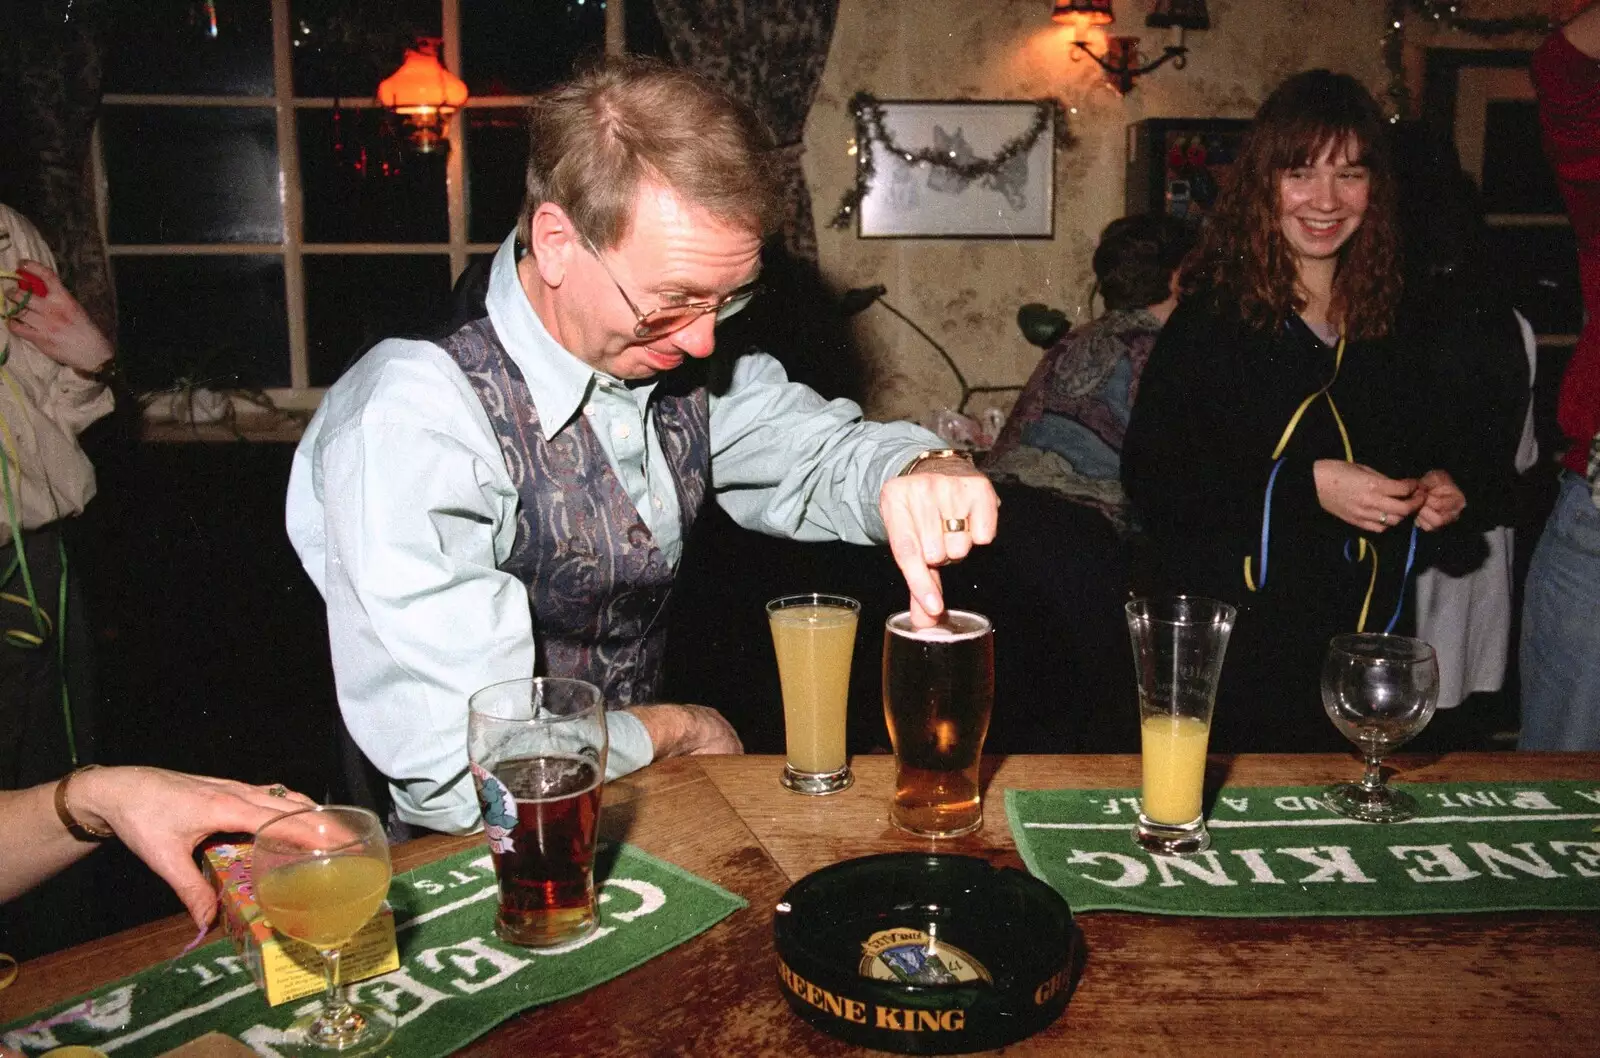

{"left": 767, "top": 593, "right": 860, "bottom": 794}
{"left": 1125, "top": 596, "right": 1237, "bottom": 855}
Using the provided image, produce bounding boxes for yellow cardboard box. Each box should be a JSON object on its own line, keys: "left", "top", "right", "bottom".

{"left": 202, "top": 843, "right": 399, "bottom": 1006}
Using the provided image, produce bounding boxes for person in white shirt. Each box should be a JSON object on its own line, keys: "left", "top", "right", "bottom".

{"left": 287, "top": 59, "right": 999, "bottom": 835}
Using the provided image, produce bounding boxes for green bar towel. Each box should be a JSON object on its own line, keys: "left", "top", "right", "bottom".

{"left": 1007, "top": 781, "right": 1600, "bottom": 916}
{"left": 1, "top": 842, "right": 746, "bottom": 1057}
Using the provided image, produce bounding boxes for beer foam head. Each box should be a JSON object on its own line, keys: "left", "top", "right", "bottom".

{"left": 887, "top": 609, "right": 991, "bottom": 641}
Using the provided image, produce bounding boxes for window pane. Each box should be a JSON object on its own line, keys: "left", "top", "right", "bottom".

{"left": 299, "top": 109, "right": 448, "bottom": 243}
{"left": 1483, "top": 226, "right": 1581, "bottom": 336}
{"left": 290, "top": 0, "right": 443, "bottom": 97}
{"left": 1481, "top": 101, "right": 1562, "bottom": 215}
{"left": 103, "top": 0, "right": 274, "bottom": 95}
{"left": 461, "top": 0, "right": 605, "bottom": 95}
{"left": 304, "top": 255, "right": 453, "bottom": 386}
{"left": 467, "top": 108, "right": 531, "bottom": 243}
{"left": 625, "top": 0, "right": 673, "bottom": 59}
{"left": 103, "top": 107, "right": 282, "bottom": 244}
{"left": 114, "top": 256, "right": 289, "bottom": 391}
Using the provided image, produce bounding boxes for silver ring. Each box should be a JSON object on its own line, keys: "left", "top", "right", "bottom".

{"left": 1379, "top": 512, "right": 1390, "bottom": 526}
{"left": 267, "top": 784, "right": 289, "bottom": 798}
{"left": 943, "top": 517, "right": 968, "bottom": 533}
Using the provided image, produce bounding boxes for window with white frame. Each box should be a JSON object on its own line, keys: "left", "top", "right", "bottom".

{"left": 98, "top": 0, "right": 665, "bottom": 429}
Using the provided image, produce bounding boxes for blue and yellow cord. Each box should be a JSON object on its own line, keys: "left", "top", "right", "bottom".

{"left": 1243, "top": 329, "right": 1417, "bottom": 634}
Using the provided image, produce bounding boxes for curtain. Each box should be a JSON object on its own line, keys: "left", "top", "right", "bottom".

{"left": 0, "top": 0, "right": 114, "bottom": 341}
{"left": 649, "top": 0, "right": 839, "bottom": 263}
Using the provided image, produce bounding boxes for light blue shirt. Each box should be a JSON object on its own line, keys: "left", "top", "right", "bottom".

{"left": 287, "top": 233, "right": 942, "bottom": 833}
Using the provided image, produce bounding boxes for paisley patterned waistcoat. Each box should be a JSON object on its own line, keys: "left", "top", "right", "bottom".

{"left": 439, "top": 318, "right": 711, "bottom": 706}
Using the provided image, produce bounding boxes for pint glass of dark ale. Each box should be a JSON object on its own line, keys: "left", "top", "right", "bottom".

{"left": 882, "top": 611, "right": 995, "bottom": 837}
{"left": 467, "top": 677, "right": 608, "bottom": 947}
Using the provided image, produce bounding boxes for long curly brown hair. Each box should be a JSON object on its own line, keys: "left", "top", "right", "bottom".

{"left": 1180, "top": 70, "right": 1402, "bottom": 339}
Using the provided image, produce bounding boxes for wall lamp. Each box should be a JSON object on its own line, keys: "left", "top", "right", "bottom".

{"left": 377, "top": 38, "right": 469, "bottom": 154}
{"left": 1052, "top": 0, "right": 1209, "bottom": 96}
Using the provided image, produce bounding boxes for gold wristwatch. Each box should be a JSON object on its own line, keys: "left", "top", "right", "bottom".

{"left": 898, "top": 448, "right": 975, "bottom": 476}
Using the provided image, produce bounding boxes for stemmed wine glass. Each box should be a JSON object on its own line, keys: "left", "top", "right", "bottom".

{"left": 254, "top": 805, "right": 395, "bottom": 1056}
{"left": 1320, "top": 633, "right": 1440, "bottom": 823}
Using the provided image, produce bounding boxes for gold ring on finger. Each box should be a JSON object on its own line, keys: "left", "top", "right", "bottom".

{"left": 943, "top": 517, "right": 968, "bottom": 533}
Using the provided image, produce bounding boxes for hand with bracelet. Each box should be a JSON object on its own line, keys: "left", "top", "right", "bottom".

{"left": 879, "top": 448, "right": 1001, "bottom": 627}
{"left": 0, "top": 765, "right": 314, "bottom": 928}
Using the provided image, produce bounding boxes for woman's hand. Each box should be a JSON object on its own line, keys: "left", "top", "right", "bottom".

{"left": 1415, "top": 469, "right": 1467, "bottom": 531}
{"left": 4, "top": 260, "right": 114, "bottom": 375}
{"left": 1312, "top": 460, "right": 1424, "bottom": 534}
{"left": 75, "top": 767, "right": 316, "bottom": 928}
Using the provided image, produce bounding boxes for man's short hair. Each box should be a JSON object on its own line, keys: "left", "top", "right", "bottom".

{"left": 1092, "top": 213, "right": 1195, "bottom": 311}
{"left": 519, "top": 57, "right": 781, "bottom": 250}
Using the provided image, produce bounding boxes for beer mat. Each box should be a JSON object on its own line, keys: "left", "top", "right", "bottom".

{"left": 1, "top": 842, "right": 746, "bottom": 1058}
{"left": 1005, "top": 781, "right": 1600, "bottom": 918}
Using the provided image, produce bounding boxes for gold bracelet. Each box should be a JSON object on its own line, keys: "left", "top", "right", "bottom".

{"left": 898, "top": 448, "right": 974, "bottom": 476}
{"left": 54, "top": 764, "right": 115, "bottom": 842}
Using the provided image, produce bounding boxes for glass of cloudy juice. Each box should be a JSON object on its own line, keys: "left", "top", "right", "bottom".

{"left": 254, "top": 805, "right": 394, "bottom": 1056}
{"left": 1125, "top": 596, "right": 1237, "bottom": 855}
{"left": 767, "top": 593, "right": 861, "bottom": 794}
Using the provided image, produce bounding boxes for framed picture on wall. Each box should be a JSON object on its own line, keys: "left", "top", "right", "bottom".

{"left": 857, "top": 100, "right": 1055, "bottom": 238}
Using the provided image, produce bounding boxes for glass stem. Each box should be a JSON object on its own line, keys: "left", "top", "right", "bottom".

{"left": 1360, "top": 752, "right": 1385, "bottom": 792}
{"left": 321, "top": 947, "right": 349, "bottom": 1018}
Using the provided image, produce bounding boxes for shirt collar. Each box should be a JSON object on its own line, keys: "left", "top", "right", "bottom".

{"left": 484, "top": 231, "right": 604, "bottom": 441}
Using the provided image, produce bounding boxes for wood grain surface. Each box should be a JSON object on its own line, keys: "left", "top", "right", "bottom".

{"left": 4, "top": 753, "right": 1598, "bottom": 1057}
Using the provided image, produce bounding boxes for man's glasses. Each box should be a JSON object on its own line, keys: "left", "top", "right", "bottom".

{"left": 581, "top": 234, "right": 762, "bottom": 341}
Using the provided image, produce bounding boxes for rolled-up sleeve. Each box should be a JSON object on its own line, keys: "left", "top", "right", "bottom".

{"left": 709, "top": 351, "right": 943, "bottom": 543}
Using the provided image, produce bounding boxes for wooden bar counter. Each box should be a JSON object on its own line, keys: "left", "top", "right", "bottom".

{"left": 4, "top": 753, "right": 1598, "bottom": 1055}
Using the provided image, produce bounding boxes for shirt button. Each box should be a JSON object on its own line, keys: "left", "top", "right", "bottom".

{"left": 652, "top": 495, "right": 664, "bottom": 510}
{"left": 583, "top": 404, "right": 594, "bottom": 416}
{"left": 614, "top": 423, "right": 631, "bottom": 439}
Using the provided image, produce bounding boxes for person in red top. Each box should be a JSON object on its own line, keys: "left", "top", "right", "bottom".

{"left": 1520, "top": 3, "right": 1600, "bottom": 750}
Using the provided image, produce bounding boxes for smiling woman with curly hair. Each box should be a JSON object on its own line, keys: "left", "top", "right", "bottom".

{"left": 1122, "top": 70, "right": 1469, "bottom": 752}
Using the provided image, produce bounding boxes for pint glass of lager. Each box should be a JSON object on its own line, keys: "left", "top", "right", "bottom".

{"left": 468, "top": 677, "right": 607, "bottom": 947}
{"left": 882, "top": 610, "right": 995, "bottom": 838}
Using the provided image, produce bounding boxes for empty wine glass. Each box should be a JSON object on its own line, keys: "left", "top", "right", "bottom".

{"left": 1321, "top": 633, "right": 1439, "bottom": 823}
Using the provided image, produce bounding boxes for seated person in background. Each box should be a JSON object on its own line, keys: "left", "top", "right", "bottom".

{"left": 0, "top": 766, "right": 313, "bottom": 930}
{"left": 985, "top": 213, "right": 1193, "bottom": 532}
{"left": 286, "top": 59, "right": 999, "bottom": 836}
{"left": 938, "top": 220, "right": 1194, "bottom": 754}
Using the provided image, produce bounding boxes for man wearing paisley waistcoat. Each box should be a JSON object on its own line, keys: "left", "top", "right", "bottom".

{"left": 287, "top": 60, "right": 1000, "bottom": 835}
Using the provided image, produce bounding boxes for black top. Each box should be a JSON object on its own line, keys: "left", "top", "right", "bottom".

{"left": 1121, "top": 292, "right": 1448, "bottom": 751}
{"left": 1124, "top": 294, "right": 1436, "bottom": 610}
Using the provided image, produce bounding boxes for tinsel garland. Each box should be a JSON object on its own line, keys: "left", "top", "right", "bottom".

{"left": 1383, "top": 0, "right": 1555, "bottom": 117}
{"left": 829, "top": 93, "right": 1069, "bottom": 230}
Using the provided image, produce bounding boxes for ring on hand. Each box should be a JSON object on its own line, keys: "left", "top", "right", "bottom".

{"left": 267, "top": 784, "right": 289, "bottom": 798}
{"left": 1379, "top": 512, "right": 1390, "bottom": 527}
{"left": 943, "top": 517, "right": 968, "bottom": 533}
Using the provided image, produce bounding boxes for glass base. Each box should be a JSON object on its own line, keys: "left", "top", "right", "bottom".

{"left": 782, "top": 762, "right": 853, "bottom": 795}
{"left": 285, "top": 1000, "right": 394, "bottom": 1056}
{"left": 1323, "top": 781, "right": 1419, "bottom": 823}
{"left": 890, "top": 812, "right": 982, "bottom": 839}
{"left": 496, "top": 901, "right": 599, "bottom": 948}
{"left": 1134, "top": 814, "right": 1211, "bottom": 855}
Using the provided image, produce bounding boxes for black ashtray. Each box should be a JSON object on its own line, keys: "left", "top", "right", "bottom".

{"left": 773, "top": 853, "right": 1076, "bottom": 1054}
